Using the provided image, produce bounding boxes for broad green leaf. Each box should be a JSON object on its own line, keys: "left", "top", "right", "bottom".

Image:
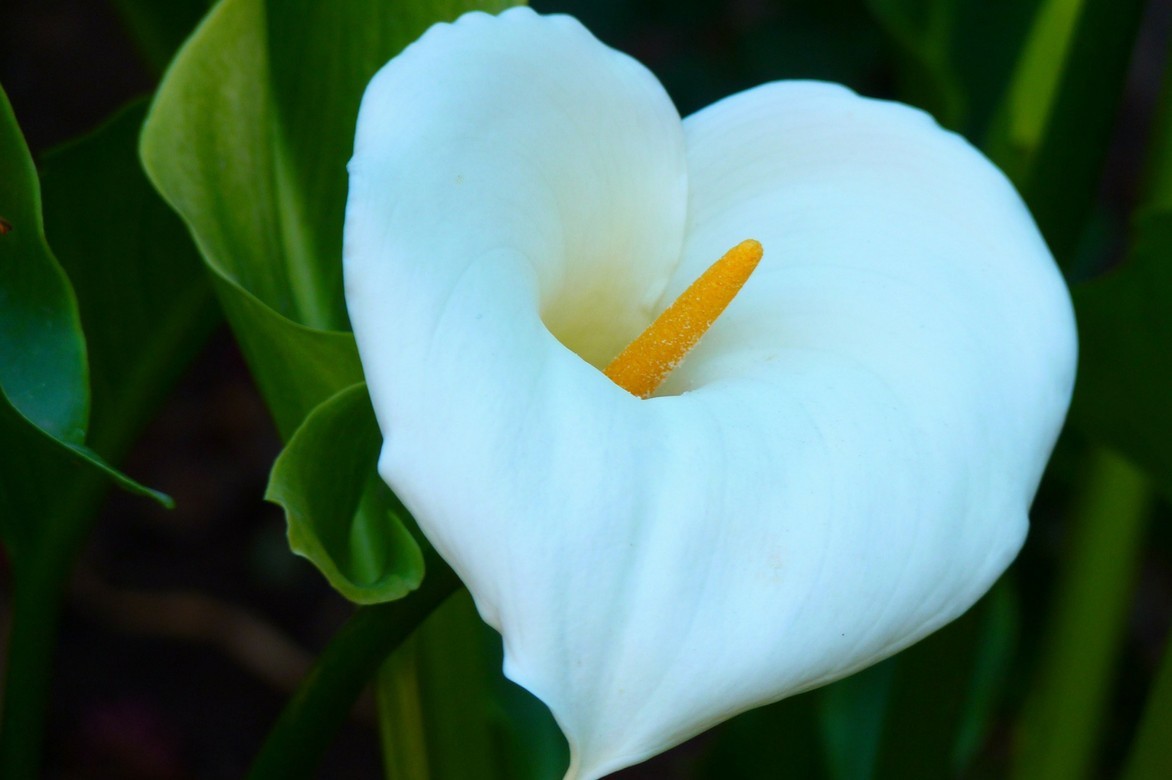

{"left": 110, "top": 0, "right": 213, "bottom": 74}
{"left": 141, "top": 0, "right": 358, "bottom": 437}
{"left": 39, "top": 101, "right": 218, "bottom": 461}
{"left": 267, "top": 383, "right": 423, "bottom": 604}
{"left": 0, "top": 85, "right": 169, "bottom": 543}
{"left": 142, "top": 0, "right": 335, "bottom": 329}
{"left": 0, "top": 390, "right": 107, "bottom": 552}
{"left": 1, "top": 96, "right": 215, "bottom": 779}
{"left": 0, "top": 84, "right": 89, "bottom": 444}
{"left": 213, "top": 277, "right": 362, "bottom": 440}
{"left": 141, "top": 0, "right": 523, "bottom": 437}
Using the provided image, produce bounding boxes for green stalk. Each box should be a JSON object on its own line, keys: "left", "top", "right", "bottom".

{"left": 247, "top": 553, "right": 461, "bottom": 780}
{"left": 1121, "top": 629, "right": 1172, "bottom": 780}
{"left": 0, "top": 453, "right": 113, "bottom": 779}
{"left": 0, "top": 548, "right": 69, "bottom": 778}
{"left": 377, "top": 642, "right": 432, "bottom": 780}
{"left": 1018, "top": 0, "right": 1147, "bottom": 263}
{"left": 1011, "top": 448, "right": 1152, "bottom": 780}
{"left": 983, "top": 0, "right": 1147, "bottom": 265}
{"left": 1139, "top": 33, "right": 1172, "bottom": 215}
{"left": 376, "top": 591, "right": 513, "bottom": 780}
{"left": 1115, "top": 57, "right": 1172, "bottom": 780}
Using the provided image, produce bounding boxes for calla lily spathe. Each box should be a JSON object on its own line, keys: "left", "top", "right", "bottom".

{"left": 344, "top": 8, "right": 1076, "bottom": 780}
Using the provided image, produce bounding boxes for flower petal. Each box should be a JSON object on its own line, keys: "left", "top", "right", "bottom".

{"left": 345, "top": 14, "right": 1077, "bottom": 780}
{"left": 345, "top": 7, "right": 688, "bottom": 371}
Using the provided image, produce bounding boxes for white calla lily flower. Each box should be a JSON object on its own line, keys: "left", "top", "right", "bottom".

{"left": 344, "top": 8, "right": 1076, "bottom": 779}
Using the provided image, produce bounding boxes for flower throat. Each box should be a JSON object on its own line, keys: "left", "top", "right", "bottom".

{"left": 604, "top": 239, "right": 762, "bottom": 398}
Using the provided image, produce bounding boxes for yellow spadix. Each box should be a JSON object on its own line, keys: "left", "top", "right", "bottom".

{"left": 604, "top": 239, "right": 763, "bottom": 398}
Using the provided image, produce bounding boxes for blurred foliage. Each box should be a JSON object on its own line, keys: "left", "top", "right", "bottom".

{"left": 0, "top": 92, "right": 216, "bottom": 777}
{"left": 867, "top": 0, "right": 1043, "bottom": 135}
{"left": 0, "top": 90, "right": 168, "bottom": 523}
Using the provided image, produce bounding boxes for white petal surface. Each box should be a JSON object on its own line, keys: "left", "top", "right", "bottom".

{"left": 345, "top": 11, "right": 1077, "bottom": 780}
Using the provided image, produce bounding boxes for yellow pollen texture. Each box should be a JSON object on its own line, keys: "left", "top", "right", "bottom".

{"left": 604, "top": 239, "right": 763, "bottom": 398}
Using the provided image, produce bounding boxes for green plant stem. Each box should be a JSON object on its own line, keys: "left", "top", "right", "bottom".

{"left": 1140, "top": 33, "right": 1172, "bottom": 214}
{"left": 1122, "top": 627, "right": 1172, "bottom": 780}
{"left": 0, "top": 548, "right": 68, "bottom": 778}
{"left": 1012, "top": 448, "right": 1152, "bottom": 780}
{"left": 247, "top": 552, "right": 462, "bottom": 780}
{"left": 1019, "top": 0, "right": 1147, "bottom": 263}
{"left": 0, "top": 455, "right": 111, "bottom": 779}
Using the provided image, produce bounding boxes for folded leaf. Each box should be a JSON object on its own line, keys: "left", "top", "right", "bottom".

{"left": 267, "top": 383, "right": 423, "bottom": 604}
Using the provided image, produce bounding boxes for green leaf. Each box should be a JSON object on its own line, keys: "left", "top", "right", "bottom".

{"left": 212, "top": 276, "right": 362, "bottom": 440}
{"left": 141, "top": 0, "right": 525, "bottom": 437}
{"left": 0, "top": 85, "right": 170, "bottom": 543}
{"left": 1071, "top": 211, "right": 1172, "bottom": 497}
{"left": 39, "top": 100, "right": 218, "bottom": 462}
{"left": 267, "top": 383, "right": 423, "bottom": 604}
{"left": 1, "top": 96, "right": 215, "bottom": 779}
{"left": 0, "top": 84, "right": 89, "bottom": 444}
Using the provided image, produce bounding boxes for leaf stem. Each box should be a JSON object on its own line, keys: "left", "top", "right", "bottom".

{"left": 1121, "top": 624, "right": 1172, "bottom": 780}
{"left": 0, "top": 548, "right": 70, "bottom": 779}
{"left": 246, "top": 552, "right": 462, "bottom": 780}
{"left": 1018, "top": 0, "right": 1147, "bottom": 263}
{"left": 1011, "top": 448, "right": 1152, "bottom": 780}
